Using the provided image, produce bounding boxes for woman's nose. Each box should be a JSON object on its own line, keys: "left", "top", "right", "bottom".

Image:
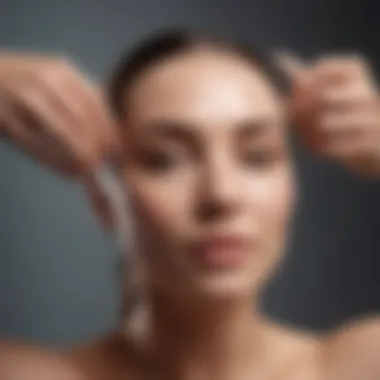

{"left": 196, "top": 157, "right": 244, "bottom": 222}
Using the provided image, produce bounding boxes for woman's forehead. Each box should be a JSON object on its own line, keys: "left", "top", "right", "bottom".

{"left": 125, "top": 50, "right": 284, "bottom": 124}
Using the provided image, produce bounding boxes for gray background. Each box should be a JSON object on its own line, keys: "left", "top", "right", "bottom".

{"left": 1, "top": 0, "right": 380, "bottom": 348}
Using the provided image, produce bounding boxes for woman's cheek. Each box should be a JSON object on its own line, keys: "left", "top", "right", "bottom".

{"left": 128, "top": 174, "right": 194, "bottom": 235}
{"left": 248, "top": 169, "right": 296, "bottom": 229}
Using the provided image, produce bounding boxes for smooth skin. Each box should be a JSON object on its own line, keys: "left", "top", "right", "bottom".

{"left": 1, "top": 49, "right": 380, "bottom": 380}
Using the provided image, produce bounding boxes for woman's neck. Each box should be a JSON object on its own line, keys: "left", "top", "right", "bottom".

{"left": 133, "top": 289, "right": 270, "bottom": 380}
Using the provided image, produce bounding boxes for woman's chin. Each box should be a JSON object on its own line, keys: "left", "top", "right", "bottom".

{"left": 148, "top": 267, "right": 260, "bottom": 303}
{"left": 190, "top": 271, "right": 256, "bottom": 300}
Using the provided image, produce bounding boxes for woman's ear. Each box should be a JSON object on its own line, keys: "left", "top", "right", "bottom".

{"left": 83, "top": 175, "right": 115, "bottom": 231}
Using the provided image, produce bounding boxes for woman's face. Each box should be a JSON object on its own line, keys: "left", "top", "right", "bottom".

{"left": 119, "top": 49, "right": 296, "bottom": 300}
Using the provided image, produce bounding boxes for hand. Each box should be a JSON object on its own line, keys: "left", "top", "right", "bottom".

{"left": 279, "top": 53, "right": 380, "bottom": 177}
{"left": 0, "top": 52, "right": 119, "bottom": 177}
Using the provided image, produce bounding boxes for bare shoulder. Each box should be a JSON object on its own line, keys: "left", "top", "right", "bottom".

{"left": 0, "top": 332, "right": 137, "bottom": 380}
{"left": 0, "top": 341, "right": 87, "bottom": 380}
{"left": 321, "top": 315, "right": 380, "bottom": 379}
{"left": 263, "top": 321, "right": 323, "bottom": 379}
{"left": 69, "top": 331, "right": 140, "bottom": 380}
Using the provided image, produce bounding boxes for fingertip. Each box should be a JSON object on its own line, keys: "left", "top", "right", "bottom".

{"left": 274, "top": 51, "right": 307, "bottom": 83}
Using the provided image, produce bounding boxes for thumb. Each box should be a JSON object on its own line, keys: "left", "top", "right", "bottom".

{"left": 274, "top": 52, "right": 324, "bottom": 153}
{"left": 273, "top": 51, "right": 316, "bottom": 126}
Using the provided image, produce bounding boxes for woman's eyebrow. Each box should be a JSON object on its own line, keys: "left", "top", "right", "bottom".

{"left": 136, "top": 116, "right": 281, "bottom": 142}
{"left": 138, "top": 120, "right": 199, "bottom": 144}
{"left": 236, "top": 117, "right": 282, "bottom": 138}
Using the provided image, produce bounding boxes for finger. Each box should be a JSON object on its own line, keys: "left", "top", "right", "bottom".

{"left": 52, "top": 75, "right": 121, "bottom": 162}
{"left": 36, "top": 77, "right": 107, "bottom": 166}
{"left": 42, "top": 71, "right": 103, "bottom": 128}
{"left": 274, "top": 52, "right": 322, "bottom": 126}
{"left": 274, "top": 51, "right": 307, "bottom": 83}
{"left": 319, "top": 84, "right": 375, "bottom": 109}
{"left": 5, "top": 82, "right": 97, "bottom": 172}
{"left": 0, "top": 100, "right": 78, "bottom": 175}
{"left": 327, "top": 135, "right": 380, "bottom": 176}
{"left": 345, "top": 155, "right": 380, "bottom": 177}
{"left": 98, "top": 91, "right": 122, "bottom": 156}
{"left": 313, "top": 54, "right": 369, "bottom": 84}
{"left": 319, "top": 110, "right": 380, "bottom": 133}
{"left": 0, "top": 98, "right": 36, "bottom": 146}
{"left": 321, "top": 135, "right": 375, "bottom": 159}
{"left": 50, "top": 68, "right": 120, "bottom": 153}
{"left": 33, "top": 60, "right": 119, "bottom": 164}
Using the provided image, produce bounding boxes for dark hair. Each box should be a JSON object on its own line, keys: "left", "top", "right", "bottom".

{"left": 108, "top": 28, "right": 290, "bottom": 119}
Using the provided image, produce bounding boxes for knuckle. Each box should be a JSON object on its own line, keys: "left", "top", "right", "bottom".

{"left": 39, "top": 57, "right": 76, "bottom": 82}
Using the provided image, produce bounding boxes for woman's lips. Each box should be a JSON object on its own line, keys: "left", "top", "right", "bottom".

{"left": 191, "top": 235, "right": 251, "bottom": 269}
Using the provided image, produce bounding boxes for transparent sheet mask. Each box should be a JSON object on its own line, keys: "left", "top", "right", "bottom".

{"left": 94, "top": 165, "right": 148, "bottom": 333}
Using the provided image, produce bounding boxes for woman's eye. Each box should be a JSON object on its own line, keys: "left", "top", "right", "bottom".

{"left": 139, "top": 151, "right": 184, "bottom": 172}
{"left": 243, "top": 149, "right": 280, "bottom": 168}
